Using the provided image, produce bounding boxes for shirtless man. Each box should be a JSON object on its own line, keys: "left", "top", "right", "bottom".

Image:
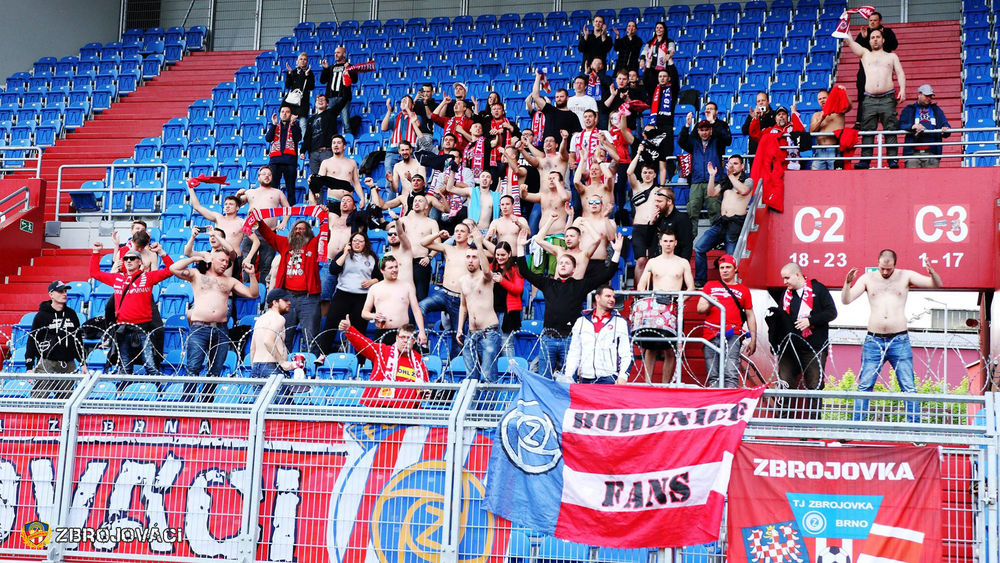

{"left": 521, "top": 170, "right": 571, "bottom": 235}
{"left": 320, "top": 198, "right": 351, "bottom": 317}
{"left": 636, "top": 230, "right": 694, "bottom": 383}
{"left": 844, "top": 29, "right": 905, "bottom": 168}
{"left": 534, "top": 213, "right": 599, "bottom": 281}
{"left": 361, "top": 255, "right": 427, "bottom": 346}
{"left": 573, "top": 193, "right": 616, "bottom": 277}
{"left": 485, "top": 195, "right": 530, "bottom": 251}
{"left": 574, "top": 158, "right": 616, "bottom": 216}
{"left": 693, "top": 157, "right": 753, "bottom": 287}
{"left": 236, "top": 166, "right": 290, "bottom": 283}
{"left": 399, "top": 195, "right": 438, "bottom": 300}
{"left": 183, "top": 226, "right": 239, "bottom": 276}
{"left": 112, "top": 229, "right": 159, "bottom": 273}
{"left": 521, "top": 131, "right": 571, "bottom": 181}
{"left": 383, "top": 221, "right": 414, "bottom": 288}
{"left": 628, "top": 152, "right": 662, "bottom": 284}
{"left": 447, "top": 170, "right": 497, "bottom": 230}
{"left": 189, "top": 189, "right": 258, "bottom": 266}
{"left": 419, "top": 221, "right": 475, "bottom": 339}
{"left": 170, "top": 251, "right": 259, "bottom": 400}
{"left": 390, "top": 140, "right": 426, "bottom": 196}
{"left": 842, "top": 249, "right": 941, "bottom": 421}
{"left": 249, "top": 289, "right": 298, "bottom": 378}
{"left": 808, "top": 86, "right": 852, "bottom": 170}
{"left": 315, "top": 134, "right": 366, "bottom": 205}
{"left": 456, "top": 235, "right": 503, "bottom": 382}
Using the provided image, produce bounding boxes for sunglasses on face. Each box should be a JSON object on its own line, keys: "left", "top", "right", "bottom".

{"left": 388, "top": 232, "right": 398, "bottom": 236}
{"left": 588, "top": 199, "right": 602, "bottom": 205}
{"left": 123, "top": 257, "right": 140, "bottom": 262}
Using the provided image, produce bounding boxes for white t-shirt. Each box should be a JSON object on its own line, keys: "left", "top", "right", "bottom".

{"left": 567, "top": 95, "right": 598, "bottom": 127}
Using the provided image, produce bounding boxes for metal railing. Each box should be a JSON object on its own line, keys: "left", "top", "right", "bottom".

{"left": 0, "top": 370, "right": 993, "bottom": 563}
{"left": 783, "top": 126, "right": 1000, "bottom": 168}
{"left": 0, "top": 145, "right": 43, "bottom": 178}
{"left": 731, "top": 178, "right": 764, "bottom": 263}
{"left": 0, "top": 185, "right": 32, "bottom": 225}
{"left": 55, "top": 162, "right": 169, "bottom": 221}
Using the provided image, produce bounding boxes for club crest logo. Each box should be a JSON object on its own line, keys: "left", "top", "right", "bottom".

{"left": 742, "top": 520, "right": 809, "bottom": 563}
{"left": 499, "top": 399, "right": 562, "bottom": 474}
{"left": 21, "top": 520, "right": 51, "bottom": 549}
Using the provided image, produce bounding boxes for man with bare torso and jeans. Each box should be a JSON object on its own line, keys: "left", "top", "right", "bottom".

{"left": 363, "top": 255, "right": 428, "bottom": 347}
{"left": 694, "top": 156, "right": 753, "bottom": 288}
{"left": 636, "top": 230, "right": 694, "bottom": 383}
{"left": 399, "top": 195, "right": 439, "bottom": 300}
{"left": 842, "top": 249, "right": 941, "bottom": 422}
{"left": 808, "top": 87, "right": 852, "bottom": 170}
{"left": 420, "top": 221, "right": 476, "bottom": 355}
{"left": 844, "top": 29, "right": 905, "bottom": 169}
{"left": 249, "top": 289, "right": 298, "bottom": 378}
{"left": 456, "top": 232, "right": 503, "bottom": 382}
{"left": 236, "top": 166, "right": 290, "bottom": 284}
{"left": 170, "top": 251, "right": 259, "bottom": 400}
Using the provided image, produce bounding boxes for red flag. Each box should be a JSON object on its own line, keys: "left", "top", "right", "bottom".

{"left": 187, "top": 174, "right": 229, "bottom": 189}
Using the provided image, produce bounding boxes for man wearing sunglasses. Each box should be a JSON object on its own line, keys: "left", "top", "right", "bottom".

{"left": 90, "top": 242, "right": 174, "bottom": 375}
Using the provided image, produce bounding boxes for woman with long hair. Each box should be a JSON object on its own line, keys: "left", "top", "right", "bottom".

{"left": 490, "top": 241, "right": 525, "bottom": 335}
{"left": 320, "top": 231, "right": 380, "bottom": 355}
{"left": 641, "top": 22, "right": 675, "bottom": 91}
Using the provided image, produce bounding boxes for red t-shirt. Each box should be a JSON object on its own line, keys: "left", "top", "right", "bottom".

{"left": 283, "top": 249, "right": 308, "bottom": 291}
{"left": 702, "top": 281, "right": 752, "bottom": 340}
{"left": 608, "top": 128, "right": 631, "bottom": 163}
{"left": 429, "top": 114, "right": 473, "bottom": 151}
{"left": 90, "top": 253, "right": 174, "bottom": 324}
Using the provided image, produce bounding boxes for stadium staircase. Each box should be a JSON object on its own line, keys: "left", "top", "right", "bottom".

{"left": 834, "top": 20, "right": 964, "bottom": 167}
{"left": 6, "top": 51, "right": 260, "bottom": 221}
{"left": 0, "top": 248, "right": 93, "bottom": 331}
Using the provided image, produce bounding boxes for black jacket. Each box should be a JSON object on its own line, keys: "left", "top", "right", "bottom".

{"left": 766, "top": 279, "right": 837, "bottom": 355}
{"left": 25, "top": 301, "right": 85, "bottom": 369}
{"left": 614, "top": 35, "right": 645, "bottom": 71}
{"left": 654, "top": 206, "right": 692, "bottom": 260}
{"left": 742, "top": 108, "right": 776, "bottom": 155}
{"left": 301, "top": 108, "right": 337, "bottom": 154}
{"left": 517, "top": 256, "right": 618, "bottom": 334}
{"left": 577, "top": 33, "right": 613, "bottom": 70}
{"left": 283, "top": 67, "right": 315, "bottom": 118}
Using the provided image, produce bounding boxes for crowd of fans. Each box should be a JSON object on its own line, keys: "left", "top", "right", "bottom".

{"left": 20, "top": 13, "right": 954, "bottom": 403}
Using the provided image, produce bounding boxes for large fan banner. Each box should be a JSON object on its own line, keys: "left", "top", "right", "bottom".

{"left": 727, "top": 442, "right": 941, "bottom": 563}
{"left": 485, "top": 371, "right": 764, "bottom": 548}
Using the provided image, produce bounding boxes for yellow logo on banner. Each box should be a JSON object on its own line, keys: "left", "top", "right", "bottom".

{"left": 21, "top": 520, "right": 51, "bottom": 548}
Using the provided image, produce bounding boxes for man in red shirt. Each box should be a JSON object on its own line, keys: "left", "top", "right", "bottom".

{"left": 429, "top": 98, "right": 474, "bottom": 151}
{"left": 696, "top": 254, "right": 757, "bottom": 388}
{"left": 257, "top": 219, "right": 329, "bottom": 356}
{"left": 90, "top": 242, "right": 174, "bottom": 374}
{"left": 339, "top": 317, "right": 428, "bottom": 408}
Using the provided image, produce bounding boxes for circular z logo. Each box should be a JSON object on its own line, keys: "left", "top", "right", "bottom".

{"left": 499, "top": 400, "right": 562, "bottom": 474}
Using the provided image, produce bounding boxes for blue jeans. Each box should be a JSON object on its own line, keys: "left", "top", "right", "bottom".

{"left": 419, "top": 289, "right": 461, "bottom": 331}
{"left": 694, "top": 219, "right": 740, "bottom": 285}
{"left": 285, "top": 292, "right": 322, "bottom": 355}
{"left": 811, "top": 146, "right": 837, "bottom": 170}
{"left": 462, "top": 326, "right": 503, "bottom": 383}
{"left": 318, "top": 262, "right": 338, "bottom": 302}
{"left": 539, "top": 333, "right": 571, "bottom": 379}
{"left": 251, "top": 362, "right": 281, "bottom": 378}
{"left": 184, "top": 324, "right": 229, "bottom": 402}
{"left": 576, "top": 375, "right": 617, "bottom": 384}
{"left": 327, "top": 95, "right": 352, "bottom": 133}
{"left": 115, "top": 324, "right": 157, "bottom": 375}
{"left": 853, "top": 333, "right": 919, "bottom": 422}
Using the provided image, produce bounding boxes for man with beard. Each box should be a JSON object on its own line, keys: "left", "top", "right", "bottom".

{"left": 236, "top": 167, "right": 290, "bottom": 283}
{"left": 456, "top": 234, "right": 503, "bottom": 382}
{"left": 693, "top": 157, "right": 753, "bottom": 288}
{"left": 363, "top": 255, "right": 427, "bottom": 346}
{"left": 257, "top": 219, "right": 329, "bottom": 356}
{"left": 388, "top": 140, "right": 425, "bottom": 196}
{"left": 188, "top": 190, "right": 258, "bottom": 271}
{"left": 531, "top": 72, "right": 583, "bottom": 142}
{"left": 313, "top": 135, "right": 366, "bottom": 210}
{"left": 842, "top": 250, "right": 940, "bottom": 422}
{"left": 170, "top": 251, "right": 259, "bottom": 401}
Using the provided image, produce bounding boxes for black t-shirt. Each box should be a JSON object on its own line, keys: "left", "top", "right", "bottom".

{"left": 541, "top": 104, "right": 582, "bottom": 141}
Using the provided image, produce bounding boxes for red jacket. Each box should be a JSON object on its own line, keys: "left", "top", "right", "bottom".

{"left": 429, "top": 113, "right": 473, "bottom": 151}
{"left": 493, "top": 263, "right": 525, "bottom": 312}
{"left": 344, "top": 326, "right": 428, "bottom": 408}
{"left": 90, "top": 253, "right": 174, "bottom": 324}
{"left": 258, "top": 221, "right": 329, "bottom": 295}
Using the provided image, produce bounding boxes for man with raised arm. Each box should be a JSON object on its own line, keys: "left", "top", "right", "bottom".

{"left": 188, "top": 188, "right": 258, "bottom": 267}
{"left": 387, "top": 140, "right": 426, "bottom": 196}
{"left": 809, "top": 86, "right": 853, "bottom": 170}
{"left": 693, "top": 156, "right": 753, "bottom": 288}
{"left": 419, "top": 221, "right": 476, "bottom": 337}
{"left": 531, "top": 72, "right": 583, "bottom": 142}
{"left": 456, "top": 234, "right": 503, "bottom": 383}
{"left": 90, "top": 241, "right": 174, "bottom": 375}
{"left": 842, "top": 249, "right": 941, "bottom": 421}
{"left": 362, "top": 255, "right": 427, "bottom": 346}
{"left": 339, "top": 317, "right": 429, "bottom": 408}
{"left": 313, "top": 134, "right": 366, "bottom": 206}
{"left": 249, "top": 289, "right": 298, "bottom": 379}
{"left": 520, "top": 170, "right": 571, "bottom": 236}
{"left": 533, "top": 212, "right": 600, "bottom": 281}
{"left": 636, "top": 229, "right": 694, "bottom": 383}
{"left": 628, "top": 152, "right": 662, "bottom": 285}
{"left": 573, "top": 193, "right": 617, "bottom": 278}
{"left": 843, "top": 28, "right": 906, "bottom": 169}
{"left": 381, "top": 97, "right": 422, "bottom": 178}
{"left": 517, "top": 230, "right": 624, "bottom": 379}
{"left": 170, "top": 251, "right": 259, "bottom": 400}
{"left": 236, "top": 166, "right": 290, "bottom": 283}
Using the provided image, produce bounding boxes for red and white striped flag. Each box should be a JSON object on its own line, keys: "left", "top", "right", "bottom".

{"left": 832, "top": 5, "right": 876, "bottom": 38}
{"left": 857, "top": 524, "right": 926, "bottom": 563}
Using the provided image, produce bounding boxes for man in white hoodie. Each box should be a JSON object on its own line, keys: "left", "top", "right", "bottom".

{"left": 563, "top": 285, "right": 632, "bottom": 384}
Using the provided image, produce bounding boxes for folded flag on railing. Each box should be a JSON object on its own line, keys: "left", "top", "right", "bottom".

{"left": 832, "top": 5, "right": 876, "bottom": 38}
{"left": 484, "top": 370, "right": 764, "bottom": 548}
{"left": 187, "top": 174, "right": 229, "bottom": 189}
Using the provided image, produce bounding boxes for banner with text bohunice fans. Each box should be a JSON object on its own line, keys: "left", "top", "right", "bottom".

{"left": 727, "top": 443, "right": 941, "bottom": 563}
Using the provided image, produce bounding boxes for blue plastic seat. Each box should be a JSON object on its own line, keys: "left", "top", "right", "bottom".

{"left": 187, "top": 26, "right": 207, "bottom": 50}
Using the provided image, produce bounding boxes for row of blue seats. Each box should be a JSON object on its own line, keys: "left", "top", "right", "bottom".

{"left": 121, "top": 25, "right": 206, "bottom": 51}
{"left": 962, "top": 0, "right": 999, "bottom": 125}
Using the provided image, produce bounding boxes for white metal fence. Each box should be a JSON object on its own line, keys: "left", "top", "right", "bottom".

{"left": 0, "top": 371, "right": 994, "bottom": 563}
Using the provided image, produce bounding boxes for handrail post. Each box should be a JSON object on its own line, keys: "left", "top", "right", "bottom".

{"left": 875, "top": 132, "right": 884, "bottom": 169}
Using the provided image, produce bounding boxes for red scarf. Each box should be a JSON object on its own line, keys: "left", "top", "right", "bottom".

{"left": 390, "top": 112, "right": 416, "bottom": 146}
{"left": 503, "top": 166, "right": 522, "bottom": 217}
{"left": 242, "top": 204, "right": 330, "bottom": 259}
{"left": 530, "top": 110, "right": 546, "bottom": 146}
{"left": 465, "top": 137, "right": 486, "bottom": 176}
{"left": 650, "top": 84, "right": 672, "bottom": 128}
{"left": 269, "top": 122, "right": 296, "bottom": 157}
{"left": 586, "top": 72, "right": 601, "bottom": 98}
{"left": 575, "top": 127, "right": 603, "bottom": 167}
{"left": 782, "top": 282, "right": 814, "bottom": 337}
{"left": 490, "top": 117, "right": 511, "bottom": 165}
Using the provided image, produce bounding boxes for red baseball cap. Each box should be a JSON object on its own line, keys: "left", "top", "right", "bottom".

{"left": 718, "top": 254, "right": 737, "bottom": 266}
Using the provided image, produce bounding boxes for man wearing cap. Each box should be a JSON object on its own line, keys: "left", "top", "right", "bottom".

{"left": 170, "top": 252, "right": 260, "bottom": 400}
{"left": 249, "top": 289, "right": 298, "bottom": 378}
{"left": 899, "top": 84, "right": 951, "bottom": 168}
{"left": 90, "top": 242, "right": 175, "bottom": 375}
{"left": 25, "top": 281, "right": 87, "bottom": 398}
{"left": 696, "top": 254, "right": 756, "bottom": 388}
{"left": 679, "top": 112, "right": 729, "bottom": 241}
